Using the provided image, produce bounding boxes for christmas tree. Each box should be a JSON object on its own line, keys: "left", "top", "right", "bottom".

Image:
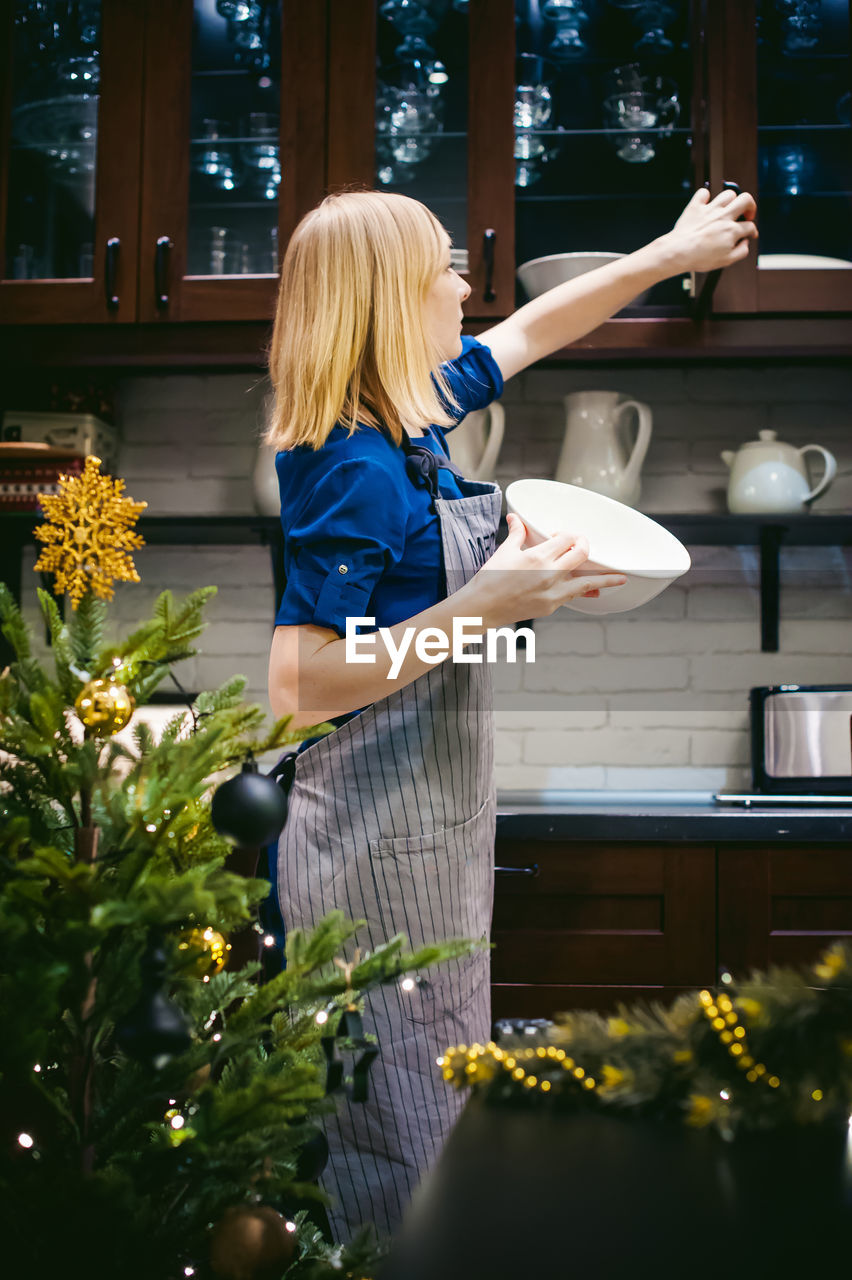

{"left": 0, "top": 458, "right": 475, "bottom": 1279}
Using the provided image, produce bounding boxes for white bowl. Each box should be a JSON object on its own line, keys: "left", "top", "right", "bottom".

{"left": 758, "top": 253, "right": 852, "bottom": 270}
{"left": 516, "top": 252, "right": 654, "bottom": 307}
{"left": 505, "top": 478, "right": 691, "bottom": 615}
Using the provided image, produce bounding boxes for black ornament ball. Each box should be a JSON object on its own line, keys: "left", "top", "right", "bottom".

{"left": 294, "top": 1128, "right": 329, "bottom": 1184}
{"left": 211, "top": 761, "right": 289, "bottom": 847}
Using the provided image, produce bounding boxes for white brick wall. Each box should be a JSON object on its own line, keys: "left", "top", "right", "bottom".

{"left": 15, "top": 362, "right": 851, "bottom": 795}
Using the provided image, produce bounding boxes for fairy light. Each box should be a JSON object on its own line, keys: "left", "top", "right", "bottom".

{"left": 400, "top": 977, "right": 416, "bottom": 992}
{"left": 212, "top": 1033, "right": 222, "bottom": 1042}
{"left": 698, "top": 988, "right": 782, "bottom": 1091}
{"left": 170, "top": 1115, "right": 185, "bottom": 1130}
{"left": 263, "top": 935, "right": 276, "bottom": 948}
{"left": 316, "top": 1010, "right": 329, "bottom": 1025}
{"left": 285, "top": 1221, "right": 297, "bottom": 1233}
{"left": 18, "top": 1133, "right": 34, "bottom": 1149}
{"left": 184, "top": 1267, "right": 196, "bottom": 1276}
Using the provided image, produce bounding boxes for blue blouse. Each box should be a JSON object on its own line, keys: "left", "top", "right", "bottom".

{"left": 274, "top": 336, "right": 503, "bottom": 638}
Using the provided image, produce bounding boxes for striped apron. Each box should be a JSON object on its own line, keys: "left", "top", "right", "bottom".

{"left": 277, "top": 444, "right": 503, "bottom": 1239}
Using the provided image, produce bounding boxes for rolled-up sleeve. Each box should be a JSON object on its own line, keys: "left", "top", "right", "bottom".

{"left": 439, "top": 335, "right": 505, "bottom": 426}
{"left": 275, "top": 457, "right": 407, "bottom": 636}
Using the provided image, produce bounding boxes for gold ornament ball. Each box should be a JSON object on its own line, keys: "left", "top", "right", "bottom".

{"left": 178, "top": 926, "right": 230, "bottom": 978}
{"left": 209, "top": 1205, "right": 296, "bottom": 1280}
{"left": 74, "top": 677, "right": 135, "bottom": 736}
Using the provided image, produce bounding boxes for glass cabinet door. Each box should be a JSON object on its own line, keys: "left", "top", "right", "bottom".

{"left": 513, "top": 0, "right": 698, "bottom": 312}
{"left": 0, "top": 0, "right": 145, "bottom": 323}
{"left": 755, "top": 0, "right": 852, "bottom": 308}
{"left": 374, "top": 0, "right": 470, "bottom": 262}
{"left": 326, "top": 0, "right": 516, "bottom": 319}
{"left": 138, "top": 0, "right": 326, "bottom": 323}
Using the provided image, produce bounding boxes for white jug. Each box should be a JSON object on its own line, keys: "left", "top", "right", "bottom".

{"left": 721, "top": 429, "right": 837, "bottom": 514}
{"left": 252, "top": 440, "right": 281, "bottom": 516}
{"left": 555, "top": 390, "right": 652, "bottom": 508}
{"left": 446, "top": 401, "right": 505, "bottom": 482}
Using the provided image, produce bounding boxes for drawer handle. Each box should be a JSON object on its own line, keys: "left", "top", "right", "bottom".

{"left": 495, "top": 863, "right": 539, "bottom": 877}
{"left": 155, "top": 235, "right": 173, "bottom": 310}
{"left": 482, "top": 228, "right": 496, "bottom": 303}
{"left": 104, "top": 236, "right": 120, "bottom": 311}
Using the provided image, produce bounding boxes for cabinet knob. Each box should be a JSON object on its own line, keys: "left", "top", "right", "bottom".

{"left": 104, "top": 237, "right": 120, "bottom": 311}
{"left": 155, "top": 236, "right": 174, "bottom": 310}
{"left": 482, "top": 228, "right": 496, "bottom": 303}
{"left": 693, "top": 181, "right": 742, "bottom": 321}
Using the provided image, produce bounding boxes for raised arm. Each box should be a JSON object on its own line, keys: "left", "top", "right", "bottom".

{"left": 478, "top": 187, "right": 758, "bottom": 383}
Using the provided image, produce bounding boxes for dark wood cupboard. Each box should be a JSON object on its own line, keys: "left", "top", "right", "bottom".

{"left": 492, "top": 836, "right": 852, "bottom": 1017}
{"left": 1, "top": 0, "right": 849, "bottom": 351}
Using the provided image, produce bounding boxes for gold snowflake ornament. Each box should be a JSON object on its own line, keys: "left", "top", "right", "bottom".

{"left": 34, "top": 455, "right": 147, "bottom": 609}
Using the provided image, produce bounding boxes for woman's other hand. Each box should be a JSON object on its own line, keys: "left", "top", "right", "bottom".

{"left": 467, "top": 512, "right": 627, "bottom": 626}
{"left": 659, "top": 186, "right": 758, "bottom": 275}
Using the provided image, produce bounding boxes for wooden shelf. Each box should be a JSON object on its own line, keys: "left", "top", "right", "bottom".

{"left": 2, "top": 313, "right": 852, "bottom": 371}
{"left": 4, "top": 511, "right": 850, "bottom": 656}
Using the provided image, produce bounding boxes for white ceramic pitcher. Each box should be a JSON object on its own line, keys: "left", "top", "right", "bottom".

{"left": 252, "top": 440, "right": 280, "bottom": 516}
{"left": 446, "top": 401, "right": 505, "bottom": 481}
{"left": 555, "top": 390, "right": 652, "bottom": 508}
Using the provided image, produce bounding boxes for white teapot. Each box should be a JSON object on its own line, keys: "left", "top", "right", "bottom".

{"left": 721, "top": 429, "right": 837, "bottom": 514}
{"left": 446, "top": 401, "right": 505, "bottom": 482}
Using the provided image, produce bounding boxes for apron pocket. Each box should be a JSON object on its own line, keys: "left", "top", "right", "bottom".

{"left": 368, "top": 792, "right": 495, "bottom": 1025}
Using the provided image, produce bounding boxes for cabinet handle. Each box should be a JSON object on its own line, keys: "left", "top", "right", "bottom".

{"left": 155, "top": 236, "right": 174, "bottom": 310}
{"left": 693, "top": 181, "right": 741, "bottom": 320}
{"left": 482, "top": 228, "right": 496, "bottom": 303}
{"left": 495, "top": 863, "right": 539, "bottom": 877}
{"left": 104, "top": 237, "right": 120, "bottom": 311}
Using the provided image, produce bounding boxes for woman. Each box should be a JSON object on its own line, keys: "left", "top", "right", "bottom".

{"left": 266, "top": 186, "right": 757, "bottom": 1238}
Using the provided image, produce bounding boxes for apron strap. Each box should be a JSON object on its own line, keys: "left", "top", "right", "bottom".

{"left": 390, "top": 424, "right": 469, "bottom": 499}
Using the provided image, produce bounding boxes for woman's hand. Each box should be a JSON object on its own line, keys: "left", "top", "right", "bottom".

{"left": 657, "top": 186, "right": 758, "bottom": 275}
{"left": 465, "top": 513, "right": 627, "bottom": 627}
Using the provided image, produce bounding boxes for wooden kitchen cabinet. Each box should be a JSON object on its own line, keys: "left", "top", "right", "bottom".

{"left": 707, "top": 0, "right": 852, "bottom": 315}
{"left": 0, "top": 0, "right": 326, "bottom": 325}
{"left": 493, "top": 837, "right": 852, "bottom": 1018}
{"left": 717, "top": 842, "right": 852, "bottom": 976}
{"left": 491, "top": 839, "right": 717, "bottom": 1016}
{"left": 2, "top": 0, "right": 849, "bottom": 342}
{"left": 329, "top": 0, "right": 852, "bottom": 329}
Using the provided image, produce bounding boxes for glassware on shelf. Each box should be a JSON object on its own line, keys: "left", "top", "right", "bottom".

{"left": 269, "top": 225, "right": 279, "bottom": 273}
{"left": 607, "top": 0, "right": 679, "bottom": 56}
{"left": 194, "top": 119, "right": 238, "bottom": 191}
{"left": 604, "top": 62, "right": 645, "bottom": 97}
{"left": 541, "top": 0, "right": 590, "bottom": 61}
{"left": 12, "top": 244, "right": 36, "bottom": 280}
{"left": 776, "top": 0, "right": 822, "bottom": 53}
{"left": 376, "top": 76, "right": 443, "bottom": 180}
{"left": 215, "top": 0, "right": 261, "bottom": 19}
{"left": 208, "top": 225, "right": 234, "bottom": 274}
{"left": 240, "top": 112, "right": 280, "bottom": 198}
{"left": 760, "top": 142, "right": 816, "bottom": 195}
{"left": 642, "top": 74, "right": 680, "bottom": 134}
{"left": 514, "top": 54, "right": 561, "bottom": 187}
{"left": 603, "top": 89, "right": 679, "bottom": 163}
{"left": 633, "top": 1, "right": 679, "bottom": 54}
{"left": 604, "top": 65, "right": 680, "bottom": 129}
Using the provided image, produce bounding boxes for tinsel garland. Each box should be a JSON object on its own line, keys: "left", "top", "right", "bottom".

{"left": 440, "top": 939, "right": 852, "bottom": 1137}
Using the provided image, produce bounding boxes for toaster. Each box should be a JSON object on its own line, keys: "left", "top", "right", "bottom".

{"left": 750, "top": 685, "right": 852, "bottom": 795}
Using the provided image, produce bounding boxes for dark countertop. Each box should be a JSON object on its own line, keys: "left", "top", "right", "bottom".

{"left": 494, "top": 790, "right": 852, "bottom": 843}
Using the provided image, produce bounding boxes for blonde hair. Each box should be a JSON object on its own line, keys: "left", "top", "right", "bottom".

{"left": 265, "top": 190, "right": 458, "bottom": 450}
